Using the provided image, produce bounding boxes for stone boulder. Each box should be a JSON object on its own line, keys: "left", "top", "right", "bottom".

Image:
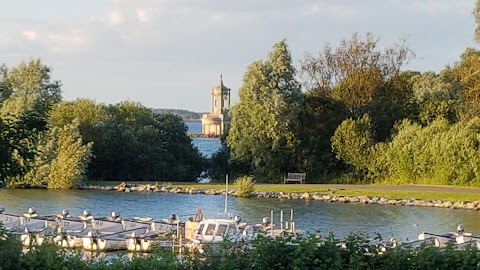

{"left": 115, "top": 182, "right": 128, "bottom": 192}
{"left": 300, "top": 192, "right": 311, "bottom": 200}
{"left": 137, "top": 184, "right": 150, "bottom": 192}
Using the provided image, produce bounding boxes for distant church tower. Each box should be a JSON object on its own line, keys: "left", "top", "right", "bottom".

{"left": 201, "top": 75, "right": 231, "bottom": 136}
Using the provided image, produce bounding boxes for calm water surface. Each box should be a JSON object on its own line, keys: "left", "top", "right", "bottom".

{"left": 1, "top": 189, "right": 479, "bottom": 242}
{"left": 187, "top": 122, "right": 221, "bottom": 158}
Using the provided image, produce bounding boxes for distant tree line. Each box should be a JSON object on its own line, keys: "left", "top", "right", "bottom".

{"left": 208, "top": 1, "right": 480, "bottom": 186}
{"left": 152, "top": 109, "right": 204, "bottom": 121}
{"left": 0, "top": 61, "right": 205, "bottom": 188}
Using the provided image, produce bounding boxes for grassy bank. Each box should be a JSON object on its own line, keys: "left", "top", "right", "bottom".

{"left": 87, "top": 181, "right": 480, "bottom": 203}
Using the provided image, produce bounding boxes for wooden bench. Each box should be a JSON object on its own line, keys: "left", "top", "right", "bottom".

{"left": 283, "top": 173, "right": 306, "bottom": 184}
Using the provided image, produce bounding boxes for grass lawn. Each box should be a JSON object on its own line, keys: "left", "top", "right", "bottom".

{"left": 86, "top": 181, "right": 480, "bottom": 203}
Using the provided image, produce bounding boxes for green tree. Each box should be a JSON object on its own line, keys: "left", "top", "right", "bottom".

{"left": 19, "top": 123, "right": 93, "bottom": 189}
{"left": 0, "top": 59, "right": 61, "bottom": 117}
{"left": 331, "top": 115, "right": 376, "bottom": 176}
{"left": 301, "top": 33, "right": 414, "bottom": 94}
{"left": 46, "top": 123, "right": 92, "bottom": 189}
{"left": 208, "top": 139, "right": 251, "bottom": 182}
{"left": 301, "top": 33, "right": 415, "bottom": 142}
{"left": 408, "top": 71, "right": 459, "bottom": 124}
{"left": 49, "top": 99, "right": 106, "bottom": 144}
{"left": 0, "top": 60, "right": 61, "bottom": 186}
{"left": 450, "top": 48, "right": 480, "bottom": 119}
{"left": 295, "top": 93, "right": 348, "bottom": 178}
{"left": 0, "top": 112, "right": 46, "bottom": 185}
{"left": 227, "top": 40, "right": 303, "bottom": 181}
{"left": 82, "top": 102, "right": 204, "bottom": 182}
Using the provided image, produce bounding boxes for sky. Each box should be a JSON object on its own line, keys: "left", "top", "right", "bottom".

{"left": 1, "top": 0, "right": 478, "bottom": 112}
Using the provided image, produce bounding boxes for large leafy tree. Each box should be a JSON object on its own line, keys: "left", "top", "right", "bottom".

{"left": 0, "top": 60, "right": 59, "bottom": 185}
{"left": 301, "top": 33, "right": 415, "bottom": 141}
{"left": 227, "top": 40, "right": 303, "bottom": 181}
{"left": 295, "top": 93, "right": 348, "bottom": 178}
{"left": 301, "top": 33, "right": 414, "bottom": 94}
{"left": 0, "top": 59, "right": 61, "bottom": 117}
{"left": 409, "top": 71, "right": 460, "bottom": 124}
{"left": 49, "top": 99, "right": 106, "bottom": 144}
{"left": 0, "top": 112, "right": 46, "bottom": 184}
{"left": 450, "top": 48, "right": 480, "bottom": 119}
{"left": 20, "top": 123, "right": 93, "bottom": 189}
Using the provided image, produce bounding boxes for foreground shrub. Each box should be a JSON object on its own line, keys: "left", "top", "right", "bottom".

{"left": 234, "top": 175, "right": 255, "bottom": 197}
{"left": 2, "top": 230, "right": 480, "bottom": 269}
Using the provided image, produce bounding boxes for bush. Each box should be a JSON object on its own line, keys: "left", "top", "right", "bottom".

{"left": 3, "top": 230, "right": 480, "bottom": 269}
{"left": 234, "top": 175, "right": 255, "bottom": 197}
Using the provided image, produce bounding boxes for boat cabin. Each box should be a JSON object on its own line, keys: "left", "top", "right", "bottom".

{"left": 194, "top": 219, "right": 239, "bottom": 242}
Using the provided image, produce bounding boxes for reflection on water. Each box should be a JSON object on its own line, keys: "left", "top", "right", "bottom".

{"left": 2, "top": 189, "right": 480, "bottom": 242}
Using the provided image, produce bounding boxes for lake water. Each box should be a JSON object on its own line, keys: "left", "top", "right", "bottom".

{"left": 187, "top": 122, "right": 221, "bottom": 158}
{"left": 1, "top": 188, "right": 480, "bottom": 242}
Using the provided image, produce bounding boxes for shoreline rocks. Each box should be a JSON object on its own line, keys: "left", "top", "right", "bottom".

{"left": 78, "top": 183, "right": 480, "bottom": 211}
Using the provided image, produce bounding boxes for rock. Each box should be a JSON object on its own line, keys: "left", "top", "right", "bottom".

{"left": 453, "top": 201, "right": 465, "bottom": 209}
{"left": 137, "top": 184, "right": 150, "bottom": 192}
{"left": 349, "top": 197, "right": 359, "bottom": 203}
{"left": 124, "top": 188, "right": 131, "bottom": 192}
{"left": 115, "top": 182, "right": 127, "bottom": 192}
{"left": 257, "top": 192, "right": 267, "bottom": 198}
{"left": 434, "top": 202, "right": 444, "bottom": 208}
{"left": 414, "top": 200, "right": 426, "bottom": 207}
{"left": 465, "top": 202, "right": 476, "bottom": 210}
{"left": 337, "top": 197, "right": 346, "bottom": 203}
{"left": 387, "top": 199, "right": 396, "bottom": 205}
{"left": 442, "top": 201, "right": 453, "bottom": 208}
{"left": 301, "top": 192, "right": 310, "bottom": 200}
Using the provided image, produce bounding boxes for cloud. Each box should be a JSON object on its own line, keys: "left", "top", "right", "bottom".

{"left": 106, "top": 9, "right": 124, "bottom": 25}
{"left": 389, "top": 0, "right": 472, "bottom": 16}
{"left": 46, "top": 30, "right": 91, "bottom": 53}
{"left": 23, "top": 30, "right": 37, "bottom": 41}
{"left": 305, "top": 2, "right": 356, "bottom": 17}
{"left": 136, "top": 9, "right": 150, "bottom": 23}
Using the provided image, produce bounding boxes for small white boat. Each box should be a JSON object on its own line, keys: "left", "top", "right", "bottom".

{"left": 184, "top": 217, "right": 255, "bottom": 254}
{"left": 0, "top": 208, "right": 51, "bottom": 247}
{"left": 417, "top": 225, "right": 476, "bottom": 247}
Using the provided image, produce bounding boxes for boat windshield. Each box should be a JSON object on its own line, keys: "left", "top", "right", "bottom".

{"left": 228, "top": 225, "right": 236, "bottom": 235}
{"left": 205, "top": 224, "right": 216, "bottom": 235}
{"left": 216, "top": 224, "right": 228, "bottom": 236}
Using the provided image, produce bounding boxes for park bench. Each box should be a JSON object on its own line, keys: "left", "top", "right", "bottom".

{"left": 283, "top": 173, "right": 306, "bottom": 184}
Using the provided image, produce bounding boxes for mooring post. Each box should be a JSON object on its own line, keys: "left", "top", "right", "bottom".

{"left": 270, "top": 210, "right": 274, "bottom": 236}
{"left": 291, "top": 209, "right": 294, "bottom": 231}
{"left": 224, "top": 174, "right": 229, "bottom": 214}
{"left": 280, "top": 210, "right": 284, "bottom": 230}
